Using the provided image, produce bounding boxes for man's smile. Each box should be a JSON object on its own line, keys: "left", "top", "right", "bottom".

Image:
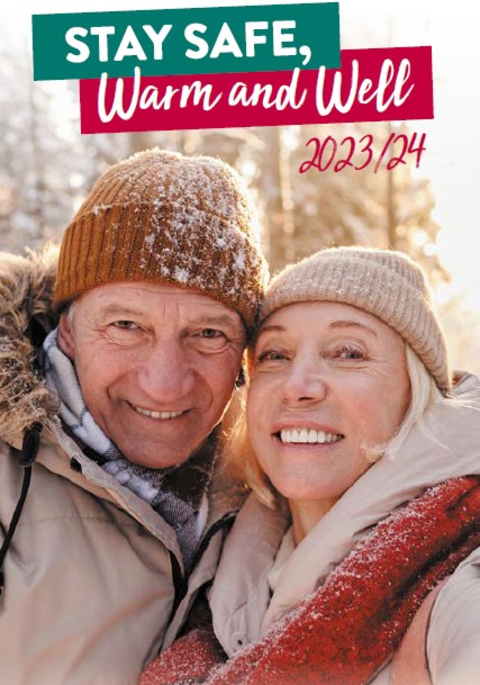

{"left": 130, "top": 404, "right": 188, "bottom": 421}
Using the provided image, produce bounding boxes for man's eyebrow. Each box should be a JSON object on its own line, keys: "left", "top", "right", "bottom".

{"left": 93, "top": 305, "right": 243, "bottom": 331}
{"left": 95, "top": 304, "right": 144, "bottom": 319}
{"left": 191, "top": 314, "right": 242, "bottom": 329}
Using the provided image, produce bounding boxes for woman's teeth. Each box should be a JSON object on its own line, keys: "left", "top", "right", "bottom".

{"left": 279, "top": 428, "right": 343, "bottom": 444}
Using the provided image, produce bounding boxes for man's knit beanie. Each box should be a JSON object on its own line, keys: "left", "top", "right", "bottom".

{"left": 259, "top": 246, "right": 451, "bottom": 392}
{"left": 54, "top": 148, "right": 269, "bottom": 329}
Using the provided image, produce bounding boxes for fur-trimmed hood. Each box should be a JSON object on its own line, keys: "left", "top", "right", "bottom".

{"left": 0, "top": 244, "right": 60, "bottom": 446}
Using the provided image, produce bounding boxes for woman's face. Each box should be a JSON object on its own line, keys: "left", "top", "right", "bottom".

{"left": 247, "top": 302, "right": 411, "bottom": 506}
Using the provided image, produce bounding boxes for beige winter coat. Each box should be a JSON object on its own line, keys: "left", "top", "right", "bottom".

{"left": 0, "top": 247, "right": 245, "bottom": 685}
{"left": 209, "top": 372, "right": 480, "bottom": 685}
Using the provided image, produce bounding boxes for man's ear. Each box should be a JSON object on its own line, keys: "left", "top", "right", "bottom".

{"left": 58, "top": 311, "right": 75, "bottom": 360}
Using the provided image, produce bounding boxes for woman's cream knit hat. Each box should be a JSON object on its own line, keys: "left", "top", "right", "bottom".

{"left": 260, "top": 246, "right": 451, "bottom": 392}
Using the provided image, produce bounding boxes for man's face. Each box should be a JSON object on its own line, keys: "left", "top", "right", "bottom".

{"left": 58, "top": 282, "right": 245, "bottom": 468}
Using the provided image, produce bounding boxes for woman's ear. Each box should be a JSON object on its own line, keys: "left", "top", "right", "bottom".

{"left": 58, "top": 311, "right": 75, "bottom": 360}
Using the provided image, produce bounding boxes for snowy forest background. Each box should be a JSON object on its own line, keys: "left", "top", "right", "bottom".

{"left": 1, "top": 7, "right": 480, "bottom": 376}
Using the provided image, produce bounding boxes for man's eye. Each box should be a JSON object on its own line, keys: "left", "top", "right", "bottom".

{"left": 112, "top": 321, "right": 139, "bottom": 330}
{"left": 199, "top": 329, "right": 224, "bottom": 339}
{"left": 190, "top": 328, "right": 229, "bottom": 353}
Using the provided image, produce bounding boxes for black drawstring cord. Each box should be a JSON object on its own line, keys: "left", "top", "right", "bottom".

{"left": 0, "top": 422, "right": 42, "bottom": 601}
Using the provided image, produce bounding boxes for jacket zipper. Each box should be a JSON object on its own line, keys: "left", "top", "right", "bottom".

{"left": 169, "top": 512, "right": 236, "bottom": 619}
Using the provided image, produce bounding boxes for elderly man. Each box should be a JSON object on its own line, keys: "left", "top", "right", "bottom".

{"left": 0, "top": 149, "right": 267, "bottom": 685}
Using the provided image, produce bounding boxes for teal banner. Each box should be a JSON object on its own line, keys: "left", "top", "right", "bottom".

{"left": 32, "top": 3, "right": 340, "bottom": 81}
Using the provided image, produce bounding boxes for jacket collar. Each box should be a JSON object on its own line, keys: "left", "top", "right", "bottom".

{"left": 36, "top": 418, "right": 245, "bottom": 570}
{"left": 0, "top": 246, "right": 60, "bottom": 448}
{"left": 209, "top": 493, "right": 289, "bottom": 649}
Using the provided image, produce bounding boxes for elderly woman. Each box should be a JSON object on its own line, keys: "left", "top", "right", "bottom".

{"left": 142, "top": 247, "right": 480, "bottom": 685}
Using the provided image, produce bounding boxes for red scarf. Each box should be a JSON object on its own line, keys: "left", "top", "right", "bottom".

{"left": 141, "top": 476, "right": 480, "bottom": 685}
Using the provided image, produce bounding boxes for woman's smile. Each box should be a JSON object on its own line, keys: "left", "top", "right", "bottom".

{"left": 247, "top": 301, "right": 411, "bottom": 509}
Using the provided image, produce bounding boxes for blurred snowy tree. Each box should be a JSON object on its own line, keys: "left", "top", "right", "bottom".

{"left": 281, "top": 120, "right": 446, "bottom": 282}
{"left": 0, "top": 32, "right": 95, "bottom": 251}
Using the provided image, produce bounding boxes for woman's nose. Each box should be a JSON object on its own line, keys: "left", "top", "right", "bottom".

{"left": 281, "top": 357, "right": 328, "bottom": 405}
{"left": 137, "top": 340, "right": 196, "bottom": 405}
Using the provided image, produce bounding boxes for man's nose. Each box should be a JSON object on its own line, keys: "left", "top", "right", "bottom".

{"left": 137, "top": 340, "right": 196, "bottom": 405}
{"left": 281, "top": 357, "right": 328, "bottom": 405}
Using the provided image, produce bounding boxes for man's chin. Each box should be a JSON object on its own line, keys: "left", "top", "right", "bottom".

{"left": 117, "top": 437, "right": 201, "bottom": 470}
{"left": 123, "top": 451, "right": 192, "bottom": 470}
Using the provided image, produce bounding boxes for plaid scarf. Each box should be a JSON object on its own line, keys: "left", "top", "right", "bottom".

{"left": 140, "top": 475, "right": 480, "bottom": 685}
{"left": 43, "top": 328, "right": 217, "bottom": 573}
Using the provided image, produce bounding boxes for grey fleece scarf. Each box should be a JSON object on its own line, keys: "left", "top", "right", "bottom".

{"left": 43, "top": 328, "right": 217, "bottom": 573}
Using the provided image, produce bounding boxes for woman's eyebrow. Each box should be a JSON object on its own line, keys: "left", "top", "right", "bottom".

{"left": 257, "top": 321, "right": 378, "bottom": 338}
{"left": 329, "top": 320, "right": 379, "bottom": 338}
{"left": 256, "top": 324, "right": 286, "bottom": 337}
{"left": 254, "top": 324, "right": 287, "bottom": 346}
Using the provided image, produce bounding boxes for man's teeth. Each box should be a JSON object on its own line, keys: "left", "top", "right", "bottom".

{"left": 279, "top": 428, "right": 342, "bottom": 444}
{"left": 134, "top": 407, "right": 184, "bottom": 420}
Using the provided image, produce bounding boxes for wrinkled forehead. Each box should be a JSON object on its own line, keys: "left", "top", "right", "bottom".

{"left": 75, "top": 280, "right": 245, "bottom": 329}
{"left": 255, "top": 300, "right": 404, "bottom": 345}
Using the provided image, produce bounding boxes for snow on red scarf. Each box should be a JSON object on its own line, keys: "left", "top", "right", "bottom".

{"left": 141, "top": 475, "right": 480, "bottom": 685}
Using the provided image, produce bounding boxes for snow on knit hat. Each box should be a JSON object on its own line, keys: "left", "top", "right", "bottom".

{"left": 54, "top": 148, "right": 268, "bottom": 329}
{"left": 259, "top": 246, "right": 451, "bottom": 392}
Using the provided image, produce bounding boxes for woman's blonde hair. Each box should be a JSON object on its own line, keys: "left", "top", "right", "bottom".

{"left": 222, "top": 344, "right": 444, "bottom": 509}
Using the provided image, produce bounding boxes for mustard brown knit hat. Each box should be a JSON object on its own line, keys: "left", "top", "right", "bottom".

{"left": 54, "top": 148, "right": 268, "bottom": 329}
{"left": 259, "top": 246, "right": 450, "bottom": 392}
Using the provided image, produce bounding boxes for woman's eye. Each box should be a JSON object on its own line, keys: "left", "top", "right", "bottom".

{"left": 257, "top": 349, "right": 287, "bottom": 363}
{"left": 337, "top": 346, "right": 365, "bottom": 360}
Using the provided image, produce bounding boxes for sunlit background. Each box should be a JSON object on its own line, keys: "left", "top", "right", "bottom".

{"left": 2, "top": 0, "right": 480, "bottom": 373}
